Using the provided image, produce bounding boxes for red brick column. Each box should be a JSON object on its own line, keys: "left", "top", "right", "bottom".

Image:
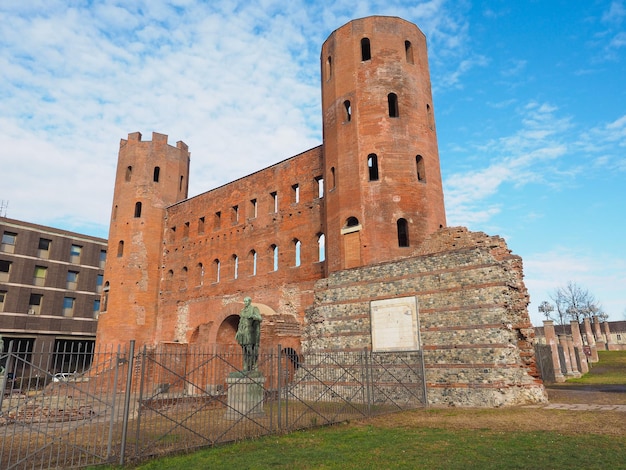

{"left": 543, "top": 321, "right": 565, "bottom": 382}
{"left": 583, "top": 318, "right": 599, "bottom": 363}
{"left": 593, "top": 316, "right": 606, "bottom": 351}
{"left": 570, "top": 321, "right": 589, "bottom": 374}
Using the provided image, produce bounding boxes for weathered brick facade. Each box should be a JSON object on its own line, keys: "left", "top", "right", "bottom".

{"left": 96, "top": 16, "right": 546, "bottom": 406}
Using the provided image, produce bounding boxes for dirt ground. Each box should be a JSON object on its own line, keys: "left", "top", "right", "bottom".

{"left": 362, "top": 384, "right": 626, "bottom": 437}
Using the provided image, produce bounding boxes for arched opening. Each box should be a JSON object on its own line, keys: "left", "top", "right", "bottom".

{"left": 397, "top": 218, "right": 409, "bottom": 247}
{"left": 249, "top": 250, "right": 257, "bottom": 276}
{"left": 213, "top": 259, "right": 221, "bottom": 283}
{"left": 361, "top": 37, "right": 371, "bottom": 61}
{"left": 153, "top": 166, "right": 160, "bottom": 182}
{"left": 346, "top": 217, "right": 360, "bottom": 228}
{"left": 271, "top": 244, "right": 279, "bottom": 271}
{"left": 134, "top": 201, "right": 142, "bottom": 218}
{"left": 368, "top": 154, "right": 379, "bottom": 181}
{"left": 233, "top": 254, "right": 239, "bottom": 279}
{"left": 317, "top": 233, "right": 326, "bottom": 262}
{"left": 388, "top": 93, "right": 399, "bottom": 118}
{"left": 344, "top": 100, "right": 351, "bottom": 122}
{"left": 181, "top": 266, "right": 188, "bottom": 290}
{"left": 102, "top": 282, "right": 109, "bottom": 312}
{"left": 294, "top": 239, "right": 301, "bottom": 267}
{"left": 416, "top": 155, "right": 426, "bottom": 182}
{"left": 427, "top": 103, "right": 434, "bottom": 130}
{"left": 125, "top": 166, "right": 132, "bottom": 182}
{"left": 405, "top": 40, "right": 414, "bottom": 63}
{"left": 330, "top": 167, "right": 336, "bottom": 189}
{"left": 326, "top": 55, "right": 332, "bottom": 80}
{"left": 197, "top": 262, "right": 204, "bottom": 286}
{"left": 117, "top": 240, "right": 124, "bottom": 258}
{"left": 216, "top": 315, "right": 240, "bottom": 346}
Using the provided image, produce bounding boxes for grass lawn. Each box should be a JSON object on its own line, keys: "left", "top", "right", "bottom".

{"left": 101, "top": 350, "right": 626, "bottom": 470}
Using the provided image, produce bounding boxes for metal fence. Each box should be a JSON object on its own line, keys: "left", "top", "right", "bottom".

{"left": 1, "top": 341, "right": 426, "bottom": 469}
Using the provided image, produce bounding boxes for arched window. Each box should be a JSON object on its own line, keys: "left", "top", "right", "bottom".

{"left": 134, "top": 201, "right": 142, "bottom": 218}
{"left": 330, "top": 167, "right": 336, "bottom": 189}
{"left": 361, "top": 38, "right": 371, "bottom": 61}
{"left": 197, "top": 262, "right": 204, "bottom": 286}
{"left": 102, "top": 281, "right": 110, "bottom": 312}
{"left": 181, "top": 266, "right": 188, "bottom": 289}
{"left": 317, "top": 233, "right": 326, "bottom": 262}
{"left": 326, "top": 55, "right": 332, "bottom": 80}
{"left": 388, "top": 93, "right": 399, "bottom": 118}
{"left": 117, "top": 240, "right": 124, "bottom": 258}
{"left": 344, "top": 100, "right": 351, "bottom": 122}
{"left": 249, "top": 250, "right": 257, "bottom": 276}
{"left": 153, "top": 166, "right": 160, "bottom": 182}
{"left": 213, "top": 259, "right": 220, "bottom": 283}
{"left": 179, "top": 175, "right": 184, "bottom": 191}
{"left": 397, "top": 218, "right": 409, "bottom": 247}
{"left": 294, "top": 239, "right": 301, "bottom": 267}
{"left": 368, "top": 154, "right": 379, "bottom": 181}
{"left": 346, "top": 217, "right": 359, "bottom": 227}
{"left": 113, "top": 205, "right": 118, "bottom": 221}
{"left": 125, "top": 166, "right": 132, "bottom": 182}
{"left": 427, "top": 103, "right": 434, "bottom": 130}
{"left": 232, "top": 255, "right": 239, "bottom": 279}
{"left": 416, "top": 155, "right": 426, "bottom": 182}
{"left": 405, "top": 40, "right": 414, "bottom": 64}
{"left": 271, "top": 244, "right": 279, "bottom": 272}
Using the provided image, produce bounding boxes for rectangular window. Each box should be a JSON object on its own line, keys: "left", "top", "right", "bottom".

{"left": 99, "top": 250, "right": 107, "bottom": 268}
{"left": 0, "top": 290, "right": 6, "bottom": 312}
{"left": 232, "top": 205, "right": 239, "bottom": 224}
{"left": 67, "top": 270, "right": 79, "bottom": 290}
{"left": 1, "top": 231, "right": 17, "bottom": 253}
{"left": 93, "top": 299, "right": 101, "bottom": 318}
{"left": 183, "top": 221, "right": 190, "bottom": 238}
{"left": 33, "top": 266, "right": 48, "bottom": 286}
{"left": 315, "top": 176, "right": 324, "bottom": 198}
{"left": 214, "top": 211, "right": 221, "bottom": 230}
{"left": 28, "top": 293, "right": 43, "bottom": 315}
{"left": 292, "top": 184, "right": 300, "bottom": 203}
{"left": 96, "top": 274, "right": 104, "bottom": 293}
{"left": 198, "top": 216, "right": 205, "bottom": 234}
{"left": 38, "top": 238, "right": 52, "bottom": 258}
{"left": 0, "top": 260, "right": 11, "bottom": 282}
{"left": 63, "top": 297, "right": 75, "bottom": 317}
{"left": 271, "top": 192, "right": 278, "bottom": 213}
{"left": 70, "top": 244, "right": 82, "bottom": 264}
{"left": 250, "top": 199, "right": 257, "bottom": 218}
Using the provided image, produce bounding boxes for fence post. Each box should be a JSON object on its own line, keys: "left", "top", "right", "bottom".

{"left": 119, "top": 340, "right": 136, "bottom": 466}
{"left": 363, "top": 347, "right": 371, "bottom": 416}
{"left": 134, "top": 344, "right": 148, "bottom": 459}
{"left": 106, "top": 344, "right": 122, "bottom": 461}
{"left": 277, "top": 345, "right": 282, "bottom": 430}
{"left": 0, "top": 340, "right": 14, "bottom": 412}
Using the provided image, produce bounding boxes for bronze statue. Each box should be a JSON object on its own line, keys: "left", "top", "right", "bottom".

{"left": 235, "top": 297, "right": 262, "bottom": 372}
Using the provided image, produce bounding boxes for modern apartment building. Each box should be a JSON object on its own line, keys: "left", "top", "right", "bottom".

{"left": 0, "top": 217, "right": 107, "bottom": 372}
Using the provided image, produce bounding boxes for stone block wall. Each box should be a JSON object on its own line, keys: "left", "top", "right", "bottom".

{"left": 303, "top": 227, "right": 547, "bottom": 407}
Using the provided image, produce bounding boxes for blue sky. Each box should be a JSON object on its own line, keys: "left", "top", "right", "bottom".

{"left": 1, "top": 0, "right": 624, "bottom": 324}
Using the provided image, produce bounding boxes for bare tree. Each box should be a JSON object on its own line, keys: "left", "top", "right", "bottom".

{"left": 549, "top": 281, "right": 603, "bottom": 324}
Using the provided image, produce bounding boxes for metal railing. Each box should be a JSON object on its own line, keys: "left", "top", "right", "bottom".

{"left": 1, "top": 341, "right": 426, "bottom": 469}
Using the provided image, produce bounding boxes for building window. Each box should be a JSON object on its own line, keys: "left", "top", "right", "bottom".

{"left": 134, "top": 201, "right": 142, "bottom": 218}
{"left": 346, "top": 217, "right": 359, "bottom": 227}
{"left": 368, "top": 154, "right": 379, "bottom": 181}
{"left": 93, "top": 299, "right": 101, "bottom": 318}
{"left": 233, "top": 255, "right": 239, "bottom": 279}
{"left": 388, "top": 93, "right": 399, "bottom": 118}
{"left": 28, "top": 293, "right": 43, "bottom": 315}
{"left": 271, "top": 244, "right": 279, "bottom": 271}
{"left": 213, "top": 259, "right": 221, "bottom": 283}
{"left": 232, "top": 205, "right": 239, "bottom": 224}
{"left": 70, "top": 244, "right": 82, "bottom": 264}
{"left": 125, "top": 166, "right": 132, "bottom": 182}
{"left": 33, "top": 266, "right": 47, "bottom": 287}
{"left": 102, "top": 282, "right": 109, "bottom": 312}
{"left": 181, "top": 266, "right": 188, "bottom": 290}
{"left": 117, "top": 240, "right": 124, "bottom": 258}
{"left": 153, "top": 166, "right": 160, "bottom": 182}
{"left": 330, "top": 167, "right": 336, "bottom": 189}
{"left": 96, "top": 274, "right": 104, "bottom": 293}
{"left": 344, "top": 100, "right": 351, "bottom": 122}
{"left": 416, "top": 155, "right": 426, "bottom": 182}
{"left": 99, "top": 250, "right": 107, "bottom": 268}
{"left": 38, "top": 238, "right": 52, "bottom": 258}
{"left": 0, "top": 260, "right": 11, "bottom": 282}
{"left": 180, "top": 175, "right": 184, "bottom": 191}
{"left": 326, "top": 55, "right": 332, "bottom": 80}
{"left": 317, "top": 233, "right": 326, "bottom": 262}
{"left": 214, "top": 211, "right": 221, "bottom": 230}
{"left": 271, "top": 192, "right": 278, "bottom": 213}
{"left": 183, "top": 221, "right": 190, "bottom": 238}
{"left": 1, "top": 231, "right": 17, "bottom": 253}
{"left": 292, "top": 184, "right": 300, "bottom": 204}
{"left": 67, "top": 271, "right": 79, "bottom": 290}
{"left": 294, "top": 239, "right": 301, "bottom": 267}
{"left": 397, "top": 218, "right": 409, "bottom": 247}
{"left": 198, "top": 217, "right": 205, "bottom": 234}
{"left": 315, "top": 176, "right": 324, "bottom": 198}
{"left": 405, "top": 40, "right": 414, "bottom": 63}
{"left": 250, "top": 250, "right": 257, "bottom": 276}
{"left": 63, "top": 297, "right": 75, "bottom": 317}
{"left": 427, "top": 104, "right": 434, "bottom": 130}
{"left": 361, "top": 37, "right": 371, "bottom": 61}
{"left": 0, "top": 290, "right": 6, "bottom": 312}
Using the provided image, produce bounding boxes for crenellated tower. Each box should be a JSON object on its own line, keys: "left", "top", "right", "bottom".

{"left": 320, "top": 16, "right": 446, "bottom": 274}
{"left": 96, "top": 132, "right": 190, "bottom": 346}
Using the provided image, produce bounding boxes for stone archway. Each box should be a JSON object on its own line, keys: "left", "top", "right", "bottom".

{"left": 216, "top": 315, "right": 239, "bottom": 346}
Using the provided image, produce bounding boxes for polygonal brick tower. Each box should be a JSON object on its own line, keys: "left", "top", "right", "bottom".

{"left": 320, "top": 16, "right": 446, "bottom": 274}
{"left": 96, "top": 132, "right": 190, "bottom": 346}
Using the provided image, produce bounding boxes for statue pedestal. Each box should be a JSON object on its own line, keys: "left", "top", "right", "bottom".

{"left": 225, "top": 372, "right": 265, "bottom": 420}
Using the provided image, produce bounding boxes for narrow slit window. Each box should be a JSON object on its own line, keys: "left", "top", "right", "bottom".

{"left": 330, "top": 167, "right": 336, "bottom": 189}
{"left": 214, "top": 259, "right": 221, "bottom": 283}
{"left": 326, "top": 55, "right": 332, "bottom": 80}
{"left": 198, "top": 216, "right": 205, "bottom": 234}
{"left": 427, "top": 103, "right": 434, "bottom": 130}
{"left": 125, "top": 166, "right": 132, "bottom": 182}
{"left": 215, "top": 211, "right": 221, "bottom": 230}
{"left": 315, "top": 176, "right": 324, "bottom": 198}
{"left": 271, "top": 192, "right": 278, "bottom": 213}
{"left": 250, "top": 199, "right": 257, "bottom": 218}
{"left": 388, "top": 93, "right": 399, "bottom": 117}
{"left": 294, "top": 239, "right": 301, "bottom": 267}
{"left": 416, "top": 155, "right": 426, "bottom": 182}
{"left": 117, "top": 240, "right": 124, "bottom": 257}
{"left": 183, "top": 221, "right": 190, "bottom": 237}
{"left": 292, "top": 184, "right": 300, "bottom": 203}
{"left": 405, "top": 40, "right": 414, "bottom": 63}
{"left": 397, "top": 218, "right": 409, "bottom": 247}
{"left": 134, "top": 201, "right": 142, "bottom": 218}
{"left": 250, "top": 250, "right": 257, "bottom": 276}
{"left": 344, "top": 100, "right": 351, "bottom": 122}
{"left": 232, "top": 205, "right": 239, "bottom": 224}
{"left": 361, "top": 38, "right": 371, "bottom": 61}
{"left": 272, "top": 244, "right": 279, "bottom": 271}
{"left": 179, "top": 175, "right": 184, "bottom": 191}
{"left": 317, "top": 233, "right": 326, "bottom": 262}
{"left": 233, "top": 255, "right": 239, "bottom": 279}
{"left": 368, "top": 154, "right": 379, "bottom": 181}
{"left": 153, "top": 166, "right": 160, "bottom": 182}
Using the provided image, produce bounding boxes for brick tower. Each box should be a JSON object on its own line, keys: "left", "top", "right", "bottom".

{"left": 321, "top": 16, "right": 446, "bottom": 273}
{"left": 96, "top": 132, "right": 190, "bottom": 346}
